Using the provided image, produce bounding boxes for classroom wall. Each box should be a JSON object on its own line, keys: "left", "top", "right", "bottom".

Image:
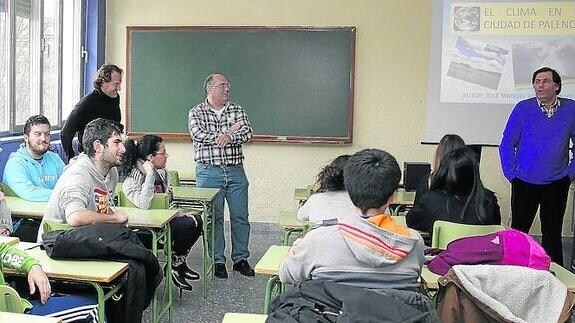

{"left": 105, "top": 0, "right": 574, "bottom": 235}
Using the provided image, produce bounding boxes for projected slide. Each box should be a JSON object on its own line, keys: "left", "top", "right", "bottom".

{"left": 426, "top": 0, "right": 575, "bottom": 145}
{"left": 440, "top": 1, "right": 575, "bottom": 104}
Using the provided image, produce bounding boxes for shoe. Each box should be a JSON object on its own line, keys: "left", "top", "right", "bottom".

{"left": 232, "top": 260, "right": 255, "bottom": 277}
{"left": 172, "top": 261, "right": 200, "bottom": 281}
{"left": 215, "top": 263, "right": 228, "bottom": 279}
{"left": 171, "top": 266, "right": 193, "bottom": 297}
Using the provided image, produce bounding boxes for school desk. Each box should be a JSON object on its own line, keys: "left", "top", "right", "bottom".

{"left": 221, "top": 312, "right": 267, "bottom": 323}
{"left": 254, "top": 245, "right": 290, "bottom": 314}
{"left": 4, "top": 196, "right": 46, "bottom": 219}
{"left": 170, "top": 186, "right": 220, "bottom": 298}
{"left": 120, "top": 206, "right": 180, "bottom": 323}
{"left": 4, "top": 246, "right": 128, "bottom": 323}
{"left": 0, "top": 235, "right": 19, "bottom": 246}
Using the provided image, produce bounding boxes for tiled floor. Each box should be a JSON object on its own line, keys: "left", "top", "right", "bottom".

{"left": 142, "top": 222, "right": 283, "bottom": 323}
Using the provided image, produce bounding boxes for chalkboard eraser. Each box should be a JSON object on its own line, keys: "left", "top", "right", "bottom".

{"left": 277, "top": 136, "right": 287, "bottom": 141}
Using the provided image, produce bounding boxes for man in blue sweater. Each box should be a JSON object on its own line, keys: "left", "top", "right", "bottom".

{"left": 3, "top": 115, "right": 65, "bottom": 202}
{"left": 499, "top": 67, "right": 575, "bottom": 265}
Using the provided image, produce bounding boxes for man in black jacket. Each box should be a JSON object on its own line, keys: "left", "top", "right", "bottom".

{"left": 60, "top": 64, "right": 123, "bottom": 162}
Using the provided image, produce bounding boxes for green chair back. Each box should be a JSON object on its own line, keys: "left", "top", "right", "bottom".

{"left": 0, "top": 183, "right": 18, "bottom": 197}
{"left": 43, "top": 220, "right": 74, "bottom": 233}
{"left": 168, "top": 170, "right": 180, "bottom": 187}
{"left": 431, "top": 220, "right": 505, "bottom": 249}
{"left": 116, "top": 183, "right": 169, "bottom": 210}
{"left": 0, "top": 284, "right": 32, "bottom": 313}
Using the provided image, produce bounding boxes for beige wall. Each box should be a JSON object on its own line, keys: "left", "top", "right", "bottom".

{"left": 106, "top": 0, "right": 574, "bottom": 235}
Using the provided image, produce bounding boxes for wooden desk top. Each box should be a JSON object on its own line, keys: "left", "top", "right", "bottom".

{"left": 254, "top": 245, "right": 290, "bottom": 276}
{"left": 171, "top": 186, "right": 220, "bottom": 202}
{"left": 4, "top": 196, "right": 47, "bottom": 218}
{"left": 4, "top": 247, "right": 128, "bottom": 284}
{"left": 222, "top": 313, "right": 267, "bottom": 323}
{"left": 421, "top": 262, "right": 575, "bottom": 292}
{"left": 177, "top": 170, "right": 196, "bottom": 181}
{"left": 0, "top": 312, "right": 62, "bottom": 323}
{"left": 0, "top": 235, "right": 19, "bottom": 246}
{"left": 120, "top": 207, "right": 181, "bottom": 229}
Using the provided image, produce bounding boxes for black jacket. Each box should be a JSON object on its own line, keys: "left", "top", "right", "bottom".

{"left": 42, "top": 223, "right": 162, "bottom": 323}
{"left": 267, "top": 280, "right": 440, "bottom": 323}
{"left": 406, "top": 189, "right": 501, "bottom": 237}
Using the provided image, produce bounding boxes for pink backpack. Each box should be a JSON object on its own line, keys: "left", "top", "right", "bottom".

{"left": 427, "top": 229, "right": 551, "bottom": 275}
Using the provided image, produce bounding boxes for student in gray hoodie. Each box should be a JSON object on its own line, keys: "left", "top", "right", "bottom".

{"left": 38, "top": 118, "right": 127, "bottom": 241}
{"left": 280, "top": 149, "right": 425, "bottom": 291}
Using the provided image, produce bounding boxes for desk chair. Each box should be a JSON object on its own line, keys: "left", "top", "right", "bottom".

{"left": 167, "top": 171, "right": 180, "bottom": 187}
{"left": 0, "top": 284, "right": 32, "bottom": 313}
{"left": 431, "top": 220, "right": 505, "bottom": 249}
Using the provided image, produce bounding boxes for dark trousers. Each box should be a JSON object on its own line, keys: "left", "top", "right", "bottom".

{"left": 511, "top": 177, "right": 571, "bottom": 265}
{"left": 170, "top": 214, "right": 203, "bottom": 256}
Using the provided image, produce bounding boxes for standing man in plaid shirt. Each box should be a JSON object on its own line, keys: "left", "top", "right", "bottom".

{"left": 499, "top": 67, "right": 575, "bottom": 265}
{"left": 188, "top": 73, "right": 254, "bottom": 278}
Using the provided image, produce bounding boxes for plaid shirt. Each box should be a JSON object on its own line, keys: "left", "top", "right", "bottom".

{"left": 538, "top": 97, "right": 560, "bottom": 118}
{"left": 188, "top": 101, "right": 253, "bottom": 165}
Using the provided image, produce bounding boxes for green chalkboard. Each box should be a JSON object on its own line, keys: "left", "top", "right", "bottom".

{"left": 126, "top": 26, "right": 355, "bottom": 143}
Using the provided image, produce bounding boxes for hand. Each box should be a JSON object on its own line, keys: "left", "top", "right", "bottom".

{"left": 0, "top": 227, "right": 10, "bottom": 236}
{"left": 143, "top": 160, "right": 155, "bottom": 175}
{"left": 114, "top": 209, "right": 129, "bottom": 224}
{"left": 216, "top": 133, "right": 232, "bottom": 147}
{"left": 229, "top": 122, "right": 242, "bottom": 132}
{"left": 27, "top": 265, "right": 51, "bottom": 304}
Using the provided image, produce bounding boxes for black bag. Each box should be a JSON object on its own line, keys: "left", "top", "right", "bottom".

{"left": 267, "top": 280, "right": 439, "bottom": 323}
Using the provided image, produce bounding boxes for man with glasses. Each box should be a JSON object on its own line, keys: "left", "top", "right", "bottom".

{"left": 188, "top": 73, "right": 254, "bottom": 278}
{"left": 500, "top": 67, "right": 575, "bottom": 265}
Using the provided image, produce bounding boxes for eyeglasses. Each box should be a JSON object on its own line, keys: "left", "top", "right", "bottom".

{"left": 154, "top": 151, "right": 169, "bottom": 157}
{"left": 210, "top": 83, "right": 231, "bottom": 90}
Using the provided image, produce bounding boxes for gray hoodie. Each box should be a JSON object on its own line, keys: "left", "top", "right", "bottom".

{"left": 279, "top": 213, "right": 425, "bottom": 290}
{"left": 37, "top": 153, "right": 119, "bottom": 242}
{"left": 0, "top": 200, "right": 12, "bottom": 233}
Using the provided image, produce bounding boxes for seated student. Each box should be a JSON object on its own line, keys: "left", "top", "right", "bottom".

{"left": 3, "top": 115, "right": 65, "bottom": 201}
{"left": 406, "top": 147, "right": 501, "bottom": 237}
{"left": 280, "top": 149, "right": 425, "bottom": 290}
{"left": 414, "top": 134, "right": 465, "bottom": 204}
{"left": 38, "top": 118, "right": 160, "bottom": 323}
{"left": 0, "top": 190, "right": 13, "bottom": 236}
{"left": 297, "top": 154, "right": 355, "bottom": 223}
{"left": 119, "top": 135, "right": 203, "bottom": 292}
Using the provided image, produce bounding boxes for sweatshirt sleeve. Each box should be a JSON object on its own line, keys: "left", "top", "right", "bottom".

{"left": 0, "top": 200, "right": 13, "bottom": 233}
{"left": 122, "top": 172, "right": 156, "bottom": 209}
{"left": 279, "top": 233, "right": 320, "bottom": 284}
{"left": 0, "top": 243, "right": 40, "bottom": 273}
{"left": 3, "top": 158, "right": 53, "bottom": 202}
{"left": 499, "top": 104, "right": 522, "bottom": 182}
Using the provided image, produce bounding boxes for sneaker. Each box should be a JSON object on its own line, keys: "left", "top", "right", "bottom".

{"left": 171, "top": 267, "right": 193, "bottom": 291}
{"left": 232, "top": 259, "right": 255, "bottom": 277}
{"left": 215, "top": 263, "right": 228, "bottom": 279}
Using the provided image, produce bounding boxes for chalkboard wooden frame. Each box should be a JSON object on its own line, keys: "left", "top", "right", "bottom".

{"left": 125, "top": 26, "right": 356, "bottom": 143}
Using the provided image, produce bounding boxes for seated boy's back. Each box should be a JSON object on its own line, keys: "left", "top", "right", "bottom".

{"left": 279, "top": 149, "right": 425, "bottom": 290}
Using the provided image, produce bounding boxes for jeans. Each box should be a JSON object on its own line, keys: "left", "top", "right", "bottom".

{"left": 195, "top": 162, "right": 250, "bottom": 263}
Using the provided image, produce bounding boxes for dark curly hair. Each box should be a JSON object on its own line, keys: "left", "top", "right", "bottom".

{"left": 315, "top": 154, "right": 351, "bottom": 193}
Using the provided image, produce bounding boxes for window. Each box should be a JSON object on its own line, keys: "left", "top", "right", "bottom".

{"left": 0, "top": 0, "right": 84, "bottom": 134}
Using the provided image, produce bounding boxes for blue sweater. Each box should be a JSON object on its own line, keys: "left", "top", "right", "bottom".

{"left": 2, "top": 145, "right": 65, "bottom": 201}
{"left": 499, "top": 97, "right": 575, "bottom": 184}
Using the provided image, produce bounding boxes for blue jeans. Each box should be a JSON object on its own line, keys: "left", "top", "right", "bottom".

{"left": 195, "top": 162, "right": 250, "bottom": 263}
